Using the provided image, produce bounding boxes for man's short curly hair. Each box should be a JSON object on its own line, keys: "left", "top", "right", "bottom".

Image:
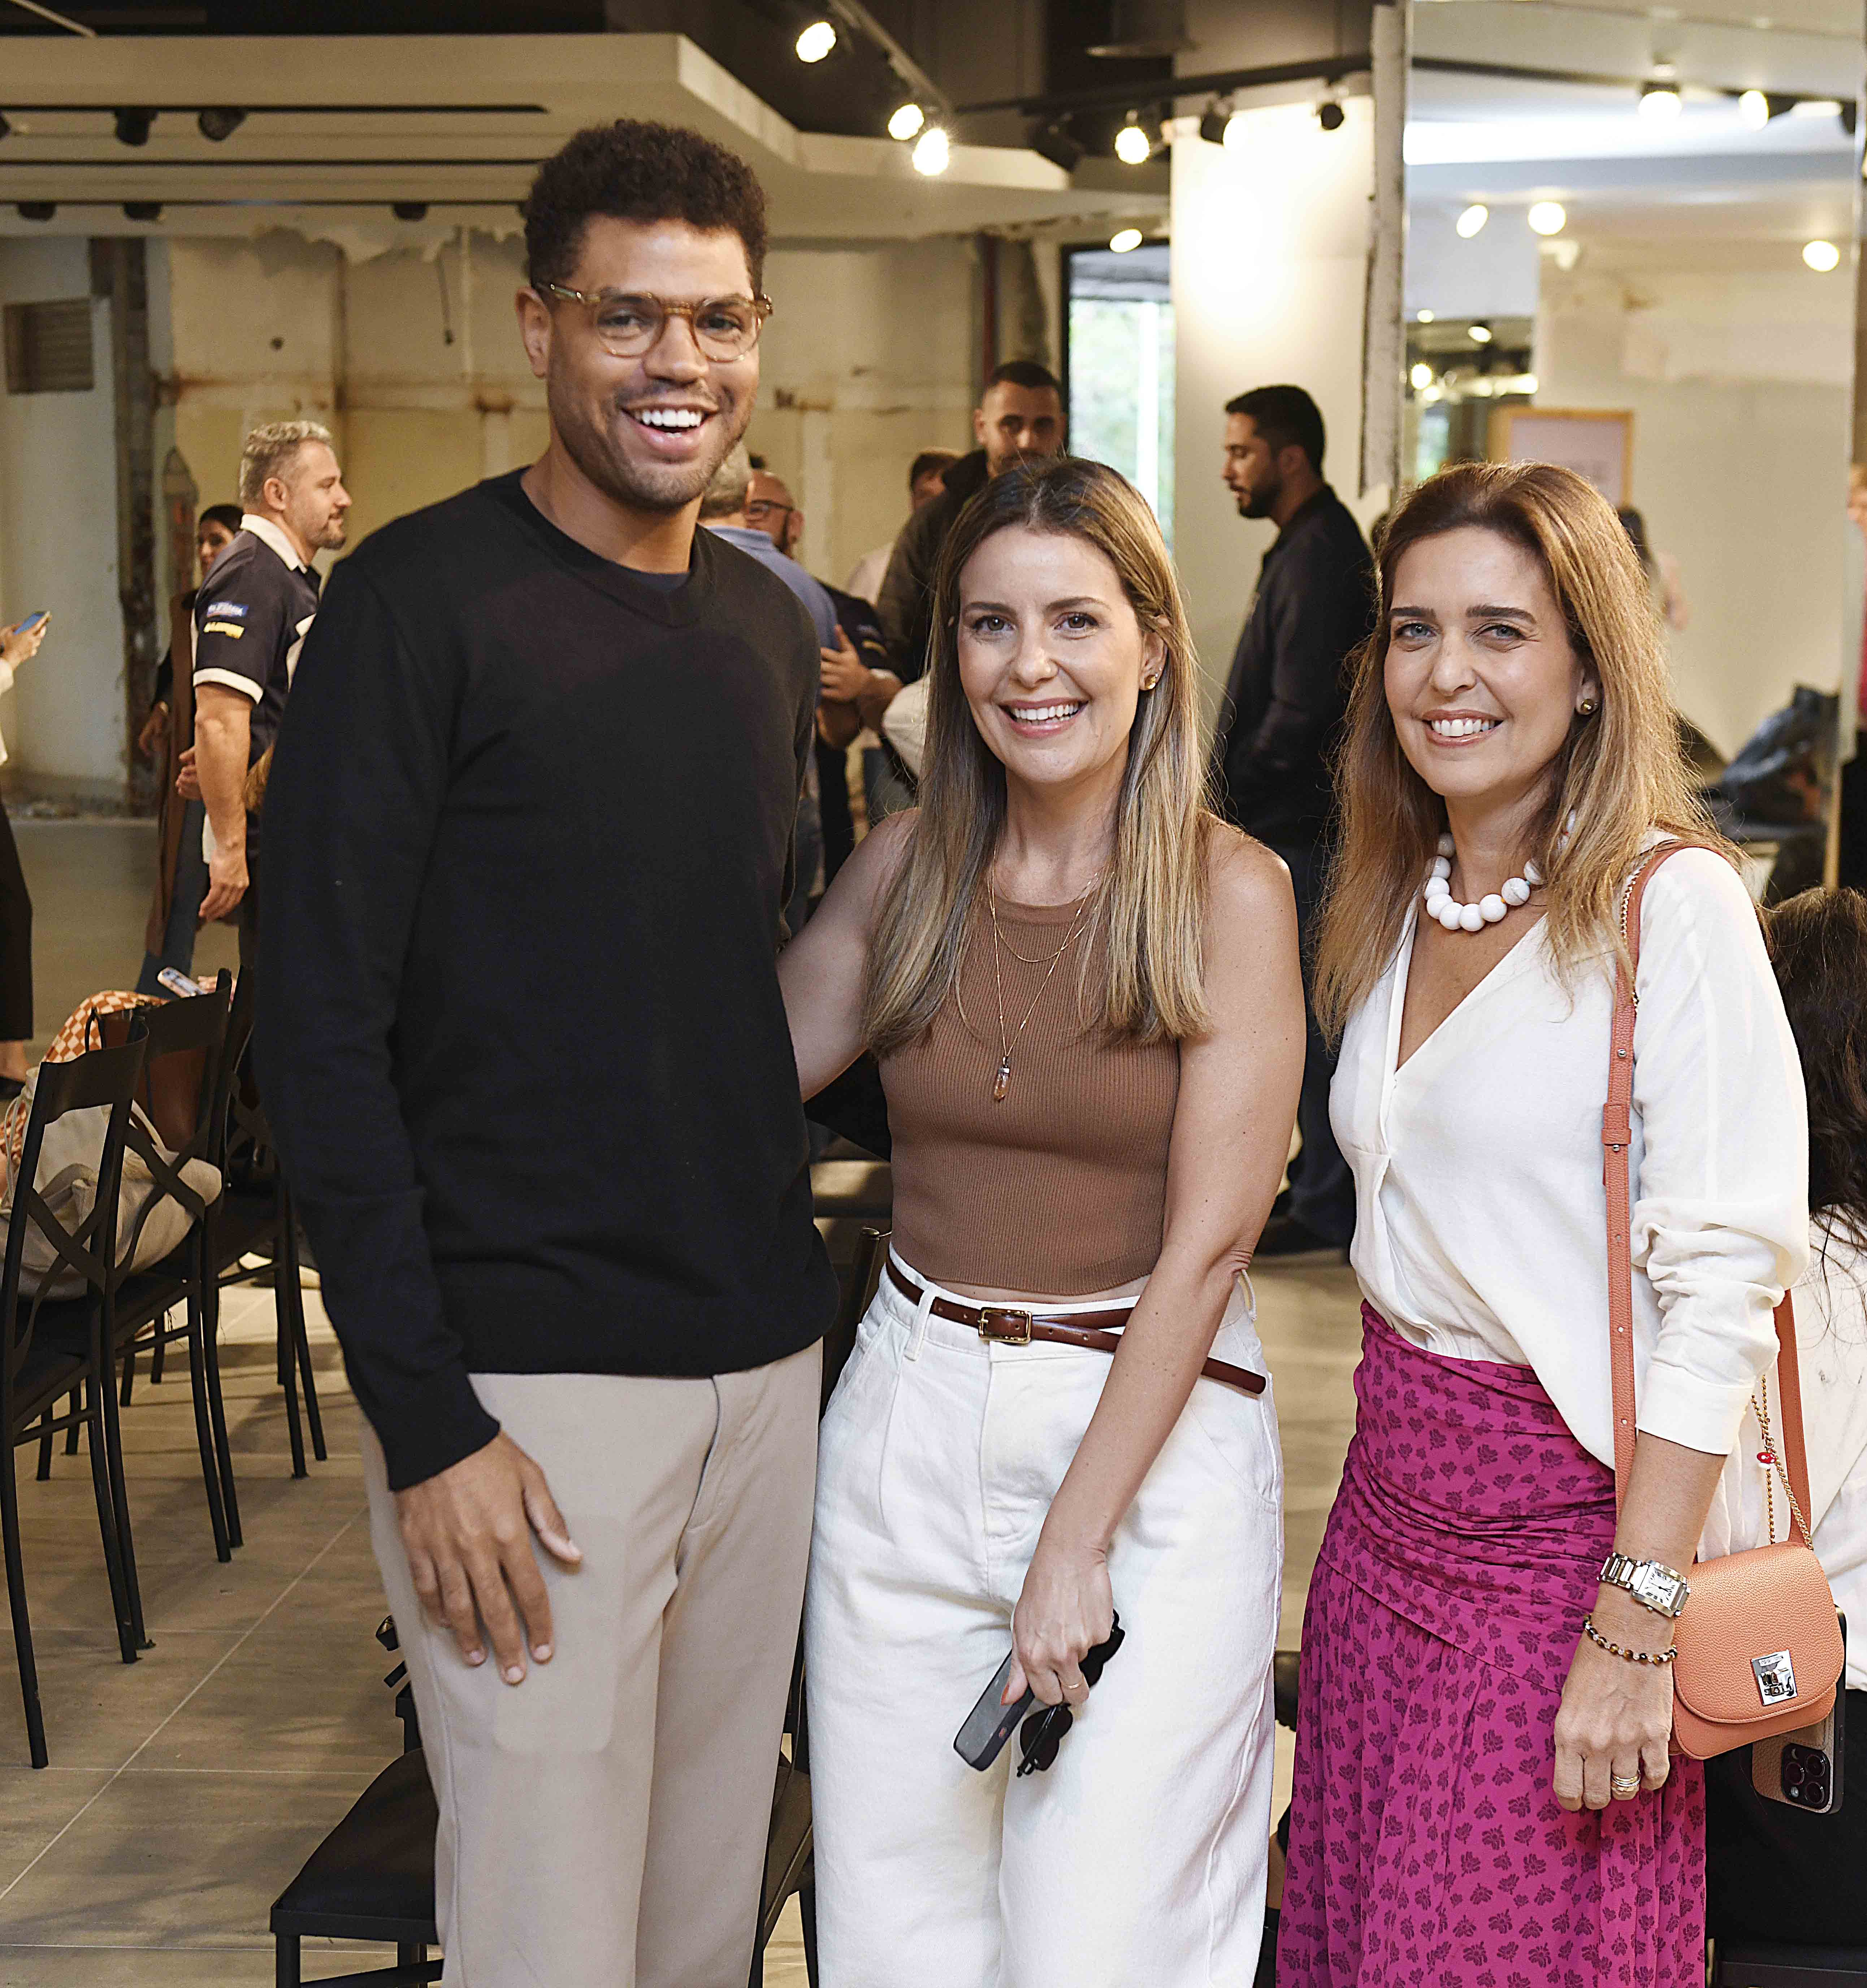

{"left": 524, "top": 120, "right": 770, "bottom": 296}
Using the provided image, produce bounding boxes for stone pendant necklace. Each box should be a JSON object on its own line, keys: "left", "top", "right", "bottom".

{"left": 987, "top": 881, "right": 1098, "bottom": 1102}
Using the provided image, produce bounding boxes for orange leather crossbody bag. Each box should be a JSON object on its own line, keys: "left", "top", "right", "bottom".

{"left": 1602, "top": 843, "right": 1843, "bottom": 1760}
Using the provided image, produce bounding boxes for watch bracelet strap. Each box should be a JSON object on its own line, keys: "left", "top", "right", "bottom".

{"left": 1601, "top": 844, "right": 1814, "bottom": 1533}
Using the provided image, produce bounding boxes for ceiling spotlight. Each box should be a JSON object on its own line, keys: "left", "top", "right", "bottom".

{"left": 1199, "top": 98, "right": 1230, "bottom": 145}
{"left": 1639, "top": 81, "right": 1682, "bottom": 121}
{"left": 1416, "top": 308, "right": 1436, "bottom": 323}
{"left": 1455, "top": 203, "right": 1489, "bottom": 238}
{"left": 1737, "top": 89, "right": 1770, "bottom": 128}
{"left": 1804, "top": 238, "right": 1842, "bottom": 272}
{"left": 16, "top": 202, "right": 55, "bottom": 222}
{"left": 123, "top": 200, "right": 163, "bottom": 222}
{"left": 795, "top": 18, "right": 837, "bottom": 62}
{"left": 1789, "top": 97, "right": 1844, "bottom": 118}
{"left": 1114, "top": 113, "right": 1153, "bottom": 165}
{"left": 888, "top": 101, "right": 924, "bottom": 142}
{"left": 1317, "top": 98, "right": 1346, "bottom": 132}
{"left": 1029, "top": 117, "right": 1085, "bottom": 172}
{"left": 1528, "top": 200, "right": 1567, "bottom": 235}
{"left": 113, "top": 107, "right": 156, "bottom": 147}
{"left": 1109, "top": 227, "right": 1144, "bottom": 253}
{"left": 197, "top": 107, "right": 246, "bottom": 142}
{"left": 1468, "top": 321, "right": 1494, "bottom": 343}
{"left": 1409, "top": 362, "right": 1434, "bottom": 390}
{"left": 911, "top": 125, "right": 950, "bottom": 176}
{"left": 393, "top": 200, "right": 429, "bottom": 221}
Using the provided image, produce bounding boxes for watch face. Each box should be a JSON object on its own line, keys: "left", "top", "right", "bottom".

{"left": 1633, "top": 1566, "right": 1682, "bottom": 1613}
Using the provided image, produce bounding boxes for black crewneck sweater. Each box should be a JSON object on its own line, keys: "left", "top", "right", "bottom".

{"left": 257, "top": 472, "right": 837, "bottom": 1489}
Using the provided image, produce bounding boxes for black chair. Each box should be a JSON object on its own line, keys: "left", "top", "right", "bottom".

{"left": 1, "top": 1036, "right": 149, "bottom": 1766}
{"left": 270, "top": 1750, "right": 441, "bottom": 1987}
{"left": 1711, "top": 1948, "right": 1867, "bottom": 1986}
{"left": 43, "top": 979, "right": 241, "bottom": 1572}
{"left": 272, "top": 1618, "right": 439, "bottom": 1987}
{"left": 213, "top": 971, "right": 325, "bottom": 1483}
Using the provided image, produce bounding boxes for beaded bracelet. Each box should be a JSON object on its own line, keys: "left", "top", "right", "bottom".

{"left": 1582, "top": 1616, "right": 1677, "bottom": 1666}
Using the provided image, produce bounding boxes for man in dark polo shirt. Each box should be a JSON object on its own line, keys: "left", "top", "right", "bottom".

{"left": 1209, "top": 384, "right": 1373, "bottom": 1261}
{"left": 192, "top": 420, "right": 350, "bottom": 955}
{"left": 258, "top": 121, "right": 836, "bottom": 1988}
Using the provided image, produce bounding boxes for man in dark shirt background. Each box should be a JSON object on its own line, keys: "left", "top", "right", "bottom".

{"left": 259, "top": 120, "right": 835, "bottom": 1988}
{"left": 1210, "top": 384, "right": 1373, "bottom": 1260}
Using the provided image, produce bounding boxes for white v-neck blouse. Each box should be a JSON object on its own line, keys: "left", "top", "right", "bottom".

{"left": 1329, "top": 846, "right": 1808, "bottom": 1466}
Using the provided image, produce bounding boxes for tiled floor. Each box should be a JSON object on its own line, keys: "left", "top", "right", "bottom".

{"left": 0, "top": 821, "right": 1366, "bottom": 1986}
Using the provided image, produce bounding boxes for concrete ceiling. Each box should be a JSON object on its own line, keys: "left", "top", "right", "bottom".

{"left": 0, "top": 30, "right": 1164, "bottom": 244}
{"left": 1409, "top": 0, "right": 1861, "bottom": 256}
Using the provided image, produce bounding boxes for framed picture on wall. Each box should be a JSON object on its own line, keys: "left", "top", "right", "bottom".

{"left": 1488, "top": 407, "right": 1634, "bottom": 506}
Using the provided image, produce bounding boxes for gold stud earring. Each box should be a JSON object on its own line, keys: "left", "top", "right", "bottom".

{"left": 1142, "top": 675, "right": 1159, "bottom": 691}
{"left": 1578, "top": 698, "right": 1597, "bottom": 716}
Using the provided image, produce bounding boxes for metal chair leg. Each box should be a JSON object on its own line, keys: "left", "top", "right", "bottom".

{"left": 197, "top": 1240, "right": 241, "bottom": 1547}
{"left": 1, "top": 1449, "right": 47, "bottom": 1768}
{"left": 85, "top": 1378, "right": 138, "bottom": 1664}
{"left": 34, "top": 1409, "right": 52, "bottom": 1481}
{"left": 184, "top": 1289, "right": 231, "bottom": 1564}
{"left": 119, "top": 1342, "right": 136, "bottom": 1409}
{"left": 93, "top": 1322, "right": 149, "bottom": 1651}
{"left": 291, "top": 1281, "right": 325, "bottom": 1465}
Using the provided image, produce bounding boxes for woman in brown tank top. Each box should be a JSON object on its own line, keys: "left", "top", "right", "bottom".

{"left": 779, "top": 458, "right": 1305, "bottom": 1986}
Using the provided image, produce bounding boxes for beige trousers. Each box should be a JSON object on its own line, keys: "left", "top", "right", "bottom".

{"left": 361, "top": 1344, "right": 822, "bottom": 1988}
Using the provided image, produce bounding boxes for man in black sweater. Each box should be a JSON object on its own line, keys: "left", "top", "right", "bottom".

{"left": 1209, "top": 384, "right": 1374, "bottom": 1261}
{"left": 258, "top": 121, "right": 836, "bottom": 1988}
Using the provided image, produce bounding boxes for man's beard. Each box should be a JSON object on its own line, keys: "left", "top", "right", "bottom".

{"left": 550, "top": 373, "right": 748, "bottom": 515}
{"left": 1236, "top": 477, "right": 1279, "bottom": 521}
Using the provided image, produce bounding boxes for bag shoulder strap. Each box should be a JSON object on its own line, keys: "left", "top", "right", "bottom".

{"left": 1602, "top": 840, "right": 1811, "bottom": 1529}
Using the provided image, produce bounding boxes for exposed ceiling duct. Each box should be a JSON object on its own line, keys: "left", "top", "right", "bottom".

{"left": 1087, "top": 1, "right": 1191, "bottom": 61}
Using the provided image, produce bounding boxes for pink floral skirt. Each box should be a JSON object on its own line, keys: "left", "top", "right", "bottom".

{"left": 1278, "top": 1306, "right": 1704, "bottom": 1987}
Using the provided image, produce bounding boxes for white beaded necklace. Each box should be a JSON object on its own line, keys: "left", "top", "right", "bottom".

{"left": 1422, "top": 831, "right": 1541, "bottom": 934}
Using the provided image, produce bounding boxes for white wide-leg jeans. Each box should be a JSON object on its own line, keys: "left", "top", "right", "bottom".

{"left": 804, "top": 1254, "right": 1284, "bottom": 1988}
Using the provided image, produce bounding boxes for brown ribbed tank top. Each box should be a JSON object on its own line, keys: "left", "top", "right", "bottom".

{"left": 879, "top": 893, "right": 1181, "bottom": 1294}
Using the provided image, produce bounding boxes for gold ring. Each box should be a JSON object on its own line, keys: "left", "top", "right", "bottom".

{"left": 1610, "top": 1773, "right": 1641, "bottom": 1798}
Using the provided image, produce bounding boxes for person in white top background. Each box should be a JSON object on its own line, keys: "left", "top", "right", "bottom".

{"left": 1277, "top": 460, "right": 1807, "bottom": 1988}
{"left": 0, "top": 609, "right": 51, "bottom": 1092}
{"left": 1703, "top": 884, "right": 1867, "bottom": 1946}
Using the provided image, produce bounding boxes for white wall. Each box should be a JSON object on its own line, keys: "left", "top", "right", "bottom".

{"left": 162, "top": 227, "right": 980, "bottom": 597}
{"left": 1170, "top": 100, "right": 1385, "bottom": 712}
{"left": 0, "top": 238, "right": 125, "bottom": 791}
{"left": 1535, "top": 253, "right": 1853, "bottom": 757}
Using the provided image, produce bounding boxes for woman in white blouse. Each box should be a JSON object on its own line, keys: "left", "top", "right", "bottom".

{"left": 1275, "top": 462, "right": 1807, "bottom": 1987}
{"left": 1703, "top": 886, "right": 1867, "bottom": 1943}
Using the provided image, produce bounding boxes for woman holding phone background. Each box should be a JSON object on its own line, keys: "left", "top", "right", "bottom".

{"left": 0, "top": 610, "right": 49, "bottom": 1095}
{"left": 780, "top": 457, "right": 1304, "bottom": 1986}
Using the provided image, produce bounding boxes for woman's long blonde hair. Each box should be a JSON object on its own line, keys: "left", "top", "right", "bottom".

{"left": 1313, "top": 460, "right": 1728, "bottom": 1039}
{"left": 864, "top": 457, "right": 1216, "bottom": 1056}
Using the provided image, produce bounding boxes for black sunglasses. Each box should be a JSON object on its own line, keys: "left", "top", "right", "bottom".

{"left": 1015, "top": 1615, "right": 1125, "bottom": 1777}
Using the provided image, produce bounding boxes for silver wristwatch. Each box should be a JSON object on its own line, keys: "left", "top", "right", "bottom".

{"left": 1598, "top": 1552, "right": 1691, "bottom": 1620}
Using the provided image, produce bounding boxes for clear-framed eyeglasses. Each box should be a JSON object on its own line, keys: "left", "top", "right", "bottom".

{"left": 538, "top": 284, "right": 775, "bottom": 363}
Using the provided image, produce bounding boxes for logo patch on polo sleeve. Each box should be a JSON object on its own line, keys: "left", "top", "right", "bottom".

{"left": 202, "top": 621, "right": 245, "bottom": 639}
{"left": 203, "top": 601, "right": 247, "bottom": 617}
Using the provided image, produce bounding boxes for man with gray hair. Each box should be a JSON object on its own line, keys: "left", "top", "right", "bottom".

{"left": 193, "top": 419, "right": 351, "bottom": 945}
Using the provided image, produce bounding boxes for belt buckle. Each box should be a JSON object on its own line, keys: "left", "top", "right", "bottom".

{"left": 977, "top": 1306, "right": 1033, "bottom": 1347}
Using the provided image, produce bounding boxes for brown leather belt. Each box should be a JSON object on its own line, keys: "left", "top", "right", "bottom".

{"left": 884, "top": 1259, "right": 1266, "bottom": 1397}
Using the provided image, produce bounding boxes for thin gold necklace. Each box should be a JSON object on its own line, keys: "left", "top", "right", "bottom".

{"left": 987, "top": 881, "right": 1097, "bottom": 1102}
